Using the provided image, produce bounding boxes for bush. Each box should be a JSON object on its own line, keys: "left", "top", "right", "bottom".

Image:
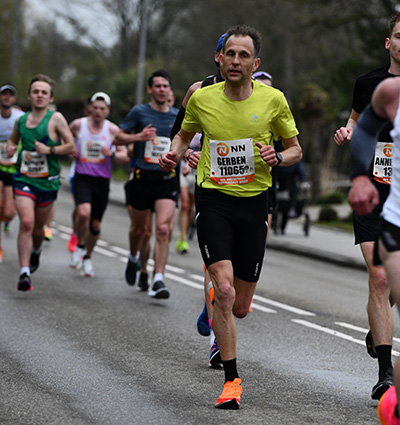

{"left": 317, "top": 192, "right": 345, "bottom": 205}
{"left": 318, "top": 206, "right": 338, "bottom": 222}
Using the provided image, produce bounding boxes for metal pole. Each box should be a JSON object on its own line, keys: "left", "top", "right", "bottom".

{"left": 135, "top": 0, "right": 148, "bottom": 105}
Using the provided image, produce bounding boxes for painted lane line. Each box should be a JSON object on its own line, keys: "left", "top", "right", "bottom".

{"left": 97, "top": 240, "right": 109, "bottom": 248}
{"left": 54, "top": 225, "right": 317, "bottom": 319}
{"left": 293, "top": 319, "right": 367, "bottom": 345}
{"left": 109, "top": 246, "right": 129, "bottom": 256}
{"left": 251, "top": 304, "right": 277, "bottom": 314}
{"left": 58, "top": 233, "right": 69, "bottom": 241}
{"left": 336, "top": 321, "right": 400, "bottom": 344}
{"left": 253, "top": 294, "right": 315, "bottom": 316}
{"left": 94, "top": 246, "right": 118, "bottom": 258}
{"left": 56, "top": 224, "right": 72, "bottom": 233}
{"left": 335, "top": 322, "right": 367, "bottom": 333}
{"left": 293, "top": 319, "right": 400, "bottom": 356}
{"left": 165, "top": 265, "right": 186, "bottom": 274}
{"left": 189, "top": 274, "right": 205, "bottom": 282}
{"left": 165, "top": 272, "right": 204, "bottom": 290}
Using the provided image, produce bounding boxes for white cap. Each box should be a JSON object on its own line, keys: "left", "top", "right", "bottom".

{"left": 0, "top": 84, "right": 17, "bottom": 95}
{"left": 90, "top": 92, "right": 111, "bottom": 106}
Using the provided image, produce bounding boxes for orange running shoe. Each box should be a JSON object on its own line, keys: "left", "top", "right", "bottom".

{"left": 378, "top": 386, "right": 399, "bottom": 425}
{"left": 0, "top": 246, "right": 3, "bottom": 264}
{"left": 215, "top": 378, "right": 242, "bottom": 409}
{"left": 67, "top": 231, "right": 78, "bottom": 253}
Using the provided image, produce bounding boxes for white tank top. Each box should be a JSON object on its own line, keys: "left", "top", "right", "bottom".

{"left": 382, "top": 95, "right": 400, "bottom": 227}
{"left": 75, "top": 117, "right": 113, "bottom": 179}
{"left": 0, "top": 107, "right": 24, "bottom": 141}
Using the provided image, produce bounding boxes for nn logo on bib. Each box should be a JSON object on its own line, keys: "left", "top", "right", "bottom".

{"left": 250, "top": 113, "right": 258, "bottom": 122}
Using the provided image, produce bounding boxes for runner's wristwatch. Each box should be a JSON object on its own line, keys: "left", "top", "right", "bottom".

{"left": 275, "top": 151, "right": 282, "bottom": 164}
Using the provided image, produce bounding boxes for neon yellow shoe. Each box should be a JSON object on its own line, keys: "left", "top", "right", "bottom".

{"left": 176, "top": 238, "right": 189, "bottom": 254}
{"left": 215, "top": 378, "right": 242, "bottom": 409}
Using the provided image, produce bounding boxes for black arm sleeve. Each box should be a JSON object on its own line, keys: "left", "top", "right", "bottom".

{"left": 170, "top": 106, "right": 186, "bottom": 140}
{"left": 350, "top": 104, "right": 388, "bottom": 179}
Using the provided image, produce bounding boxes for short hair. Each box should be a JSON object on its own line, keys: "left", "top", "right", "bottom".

{"left": 147, "top": 69, "right": 171, "bottom": 88}
{"left": 222, "top": 24, "right": 262, "bottom": 58}
{"left": 388, "top": 13, "right": 400, "bottom": 37}
{"left": 28, "top": 74, "right": 55, "bottom": 96}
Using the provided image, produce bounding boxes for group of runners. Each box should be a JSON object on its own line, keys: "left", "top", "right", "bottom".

{"left": 2, "top": 19, "right": 400, "bottom": 419}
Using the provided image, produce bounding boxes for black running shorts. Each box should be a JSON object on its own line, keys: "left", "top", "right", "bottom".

{"left": 73, "top": 173, "right": 110, "bottom": 222}
{"left": 126, "top": 174, "right": 179, "bottom": 211}
{"left": 380, "top": 219, "right": 400, "bottom": 253}
{"left": 196, "top": 188, "right": 268, "bottom": 282}
{"left": 353, "top": 180, "right": 390, "bottom": 245}
{"left": 0, "top": 169, "right": 13, "bottom": 186}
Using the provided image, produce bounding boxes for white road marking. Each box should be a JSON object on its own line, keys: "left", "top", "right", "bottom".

{"left": 294, "top": 319, "right": 400, "bottom": 356}
{"left": 252, "top": 294, "right": 315, "bottom": 316}
{"left": 251, "top": 304, "right": 277, "bottom": 314}
{"left": 55, "top": 223, "right": 394, "bottom": 351}
{"left": 336, "top": 321, "right": 400, "bottom": 346}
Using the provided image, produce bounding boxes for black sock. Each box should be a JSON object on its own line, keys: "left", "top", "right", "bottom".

{"left": 77, "top": 244, "right": 85, "bottom": 249}
{"left": 395, "top": 404, "right": 399, "bottom": 419}
{"left": 83, "top": 255, "right": 91, "bottom": 260}
{"left": 376, "top": 345, "right": 393, "bottom": 376}
{"left": 222, "top": 358, "right": 239, "bottom": 383}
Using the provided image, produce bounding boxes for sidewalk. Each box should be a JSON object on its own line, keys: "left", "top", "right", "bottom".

{"left": 60, "top": 166, "right": 366, "bottom": 272}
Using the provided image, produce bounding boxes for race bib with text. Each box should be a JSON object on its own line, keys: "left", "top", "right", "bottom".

{"left": 20, "top": 151, "right": 49, "bottom": 178}
{"left": 373, "top": 142, "right": 392, "bottom": 185}
{"left": 209, "top": 138, "right": 255, "bottom": 185}
{"left": 144, "top": 136, "right": 171, "bottom": 164}
{"left": 0, "top": 141, "right": 17, "bottom": 165}
{"left": 80, "top": 139, "right": 106, "bottom": 163}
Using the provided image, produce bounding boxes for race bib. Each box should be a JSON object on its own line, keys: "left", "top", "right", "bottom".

{"left": 0, "top": 141, "right": 17, "bottom": 165}
{"left": 80, "top": 139, "right": 106, "bottom": 163}
{"left": 144, "top": 136, "right": 171, "bottom": 164}
{"left": 373, "top": 142, "right": 392, "bottom": 185}
{"left": 20, "top": 151, "right": 49, "bottom": 178}
{"left": 209, "top": 138, "right": 255, "bottom": 185}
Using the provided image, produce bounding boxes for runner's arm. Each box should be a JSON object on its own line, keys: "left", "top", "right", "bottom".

{"left": 349, "top": 104, "right": 387, "bottom": 179}
{"left": 348, "top": 104, "right": 387, "bottom": 215}
{"left": 6, "top": 119, "right": 21, "bottom": 156}
{"left": 333, "top": 109, "right": 359, "bottom": 146}
{"left": 51, "top": 112, "right": 75, "bottom": 155}
{"left": 159, "top": 128, "right": 196, "bottom": 172}
{"left": 114, "top": 124, "right": 156, "bottom": 145}
{"left": 280, "top": 136, "right": 302, "bottom": 166}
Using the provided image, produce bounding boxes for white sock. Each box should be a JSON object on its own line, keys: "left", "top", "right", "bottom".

{"left": 20, "top": 267, "right": 30, "bottom": 276}
{"left": 153, "top": 273, "right": 163, "bottom": 283}
{"left": 128, "top": 252, "right": 140, "bottom": 263}
{"left": 210, "top": 330, "right": 215, "bottom": 346}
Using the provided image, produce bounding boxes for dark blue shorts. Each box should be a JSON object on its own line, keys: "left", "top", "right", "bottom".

{"left": 13, "top": 179, "right": 57, "bottom": 207}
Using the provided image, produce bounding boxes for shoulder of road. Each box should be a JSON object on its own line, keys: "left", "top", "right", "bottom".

{"left": 60, "top": 167, "right": 365, "bottom": 272}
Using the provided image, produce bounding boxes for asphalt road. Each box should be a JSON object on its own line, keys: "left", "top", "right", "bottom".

{"left": 0, "top": 186, "right": 398, "bottom": 425}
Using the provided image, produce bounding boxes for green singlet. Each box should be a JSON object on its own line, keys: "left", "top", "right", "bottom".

{"left": 15, "top": 109, "right": 61, "bottom": 192}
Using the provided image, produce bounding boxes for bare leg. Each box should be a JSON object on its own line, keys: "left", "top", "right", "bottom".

{"left": 153, "top": 199, "right": 176, "bottom": 274}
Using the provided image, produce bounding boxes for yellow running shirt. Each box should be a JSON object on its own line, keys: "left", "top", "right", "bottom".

{"left": 182, "top": 80, "right": 299, "bottom": 197}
